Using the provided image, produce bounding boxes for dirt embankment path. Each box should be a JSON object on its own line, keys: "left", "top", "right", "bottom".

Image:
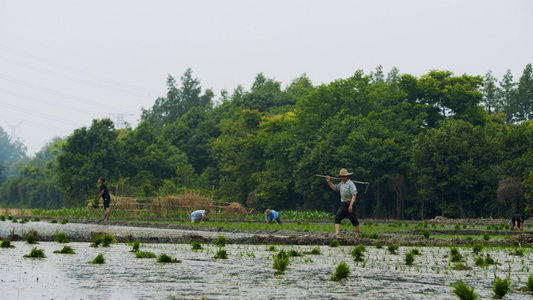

{"left": 2, "top": 218, "right": 532, "bottom": 247}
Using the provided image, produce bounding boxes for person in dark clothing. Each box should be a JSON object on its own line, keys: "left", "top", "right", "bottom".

{"left": 511, "top": 214, "right": 525, "bottom": 231}
{"left": 96, "top": 177, "right": 110, "bottom": 222}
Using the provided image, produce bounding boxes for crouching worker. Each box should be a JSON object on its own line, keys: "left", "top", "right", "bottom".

{"left": 265, "top": 209, "right": 281, "bottom": 224}
{"left": 191, "top": 209, "right": 210, "bottom": 223}
{"left": 511, "top": 214, "right": 526, "bottom": 231}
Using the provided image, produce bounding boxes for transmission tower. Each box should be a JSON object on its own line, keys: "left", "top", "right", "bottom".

{"left": 5, "top": 121, "right": 22, "bottom": 140}
{"left": 108, "top": 113, "right": 134, "bottom": 129}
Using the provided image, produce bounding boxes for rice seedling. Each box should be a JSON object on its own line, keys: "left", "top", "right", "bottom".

{"left": 90, "top": 235, "right": 103, "bottom": 247}
{"left": 12, "top": 218, "right": 18, "bottom": 223}
{"left": 54, "top": 246, "right": 75, "bottom": 254}
{"left": 50, "top": 220, "right": 57, "bottom": 223}
{"left": 273, "top": 255, "right": 289, "bottom": 274}
{"left": 472, "top": 243, "right": 482, "bottom": 255}
{"left": 1, "top": 239, "right": 14, "bottom": 248}
{"left": 330, "top": 261, "right": 350, "bottom": 281}
{"left": 135, "top": 251, "right": 157, "bottom": 258}
{"left": 157, "top": 253, "right": 181, "bottom": 263}
{"left": 60, "top": 219, "right": 68, "bottom": 224}
{"left": 375, "top": 241, "right": 383, "bottom": 249}
{"left": 483, "top": 233, "right": 490, "bottom": 241}
{"left": 450, "top": 247, "right": 463, "bottom": 262}
{"left": 275, "top": 250, "right": 289, "bottom": 260}
{"left": 7, "top": 215, "right": 13, "bottom": 220}
{"left": 25, "top": 233, "right": 36, "bottom": 244}
{"left": 362, "top": 233, "right": 379, "bottom": 239}
{"left": 309, "top": 247, "right": 322, "bottom": 255}
{"left": 55, "top": 233, "right": 69, "bottom": 243}
{"left": 452, "top": 262, "right": 472, "bottom": 271}
{"left": 89, "top": 253, "right": 105, "bottom": 264}
{"left": 451, "top": 280, "right": 478, "bottom": 300}
{"left": 519, "top": 274, "right": 533, "bottom": 292}
{"left": 32, "top": 217, "right": 40, "bottom": 222}
{"left": 492, "top": 276, "right": 511, "bottom": 298}
{"left": 191, "top": 241, "right": 203, "bottom": 250}
{"left": 130, "top": 240, "right": 140, "bottom": 252}
{"left": 287, "top": 249, "right": 303, "bottom": 257}
{"left": 484, "top": 254, "right": 496, "bottom": 265}
{"left": 351, "top": 245, "right": 366, "bottom": 262}
{"left": 411, "top": 248, "right": 421, "bottom": 255}
{"left": 214, "top": 236, "right": 227, "bottom": 247}
{"left": 0, "top": 215, "right": 4, "bottom": 221}
{"left": 267, "top": 245, "right": 276, "bottom": 251}
{"left": 423, "top": 229, "right": 430, "bottom": 238}
{"left": 474, "top": 256, "right": 485, "bottom": 267}
{"left": 455, "top": 223, "right": 461, "bottom": 230}
{"left": 24, "top": 247, "right": 46, "bottom": 258}
{"left": 19, "top": 218, "right": 28, "bottom": 224}
{"left": 387, "top": 244, "right": 399, "bottom": 255}
{"left": 330, "top": 239, "right": 340, "bottom": 247}
{"left": 214, "top": 249, "right": 228, "bottom": 259}
{"left": 404, "top": 251, "right": 415, "bottom": 265}
{"left": 512, "top": 248, "right": 524, "bottom": 256}
{"left": 101, "top": 234, "right": 115, "bottom": 247}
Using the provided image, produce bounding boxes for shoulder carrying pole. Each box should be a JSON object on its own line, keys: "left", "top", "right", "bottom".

{"left": 316, "top": 174, "right": 371, "bottom": 193}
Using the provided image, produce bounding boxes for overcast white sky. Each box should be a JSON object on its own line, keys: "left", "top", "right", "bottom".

{"left": 0, "top": 0, "right": 532, "bottom": 156}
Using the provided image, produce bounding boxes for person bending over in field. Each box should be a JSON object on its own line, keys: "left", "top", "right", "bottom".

{"left": 511, "top": 214, "right": 526, "bottom": 231}
{"left": 191, "top": 209, "right": 210, "bottom": 223}
{"left": 326, "top": 168, "right": 361, "bottom": 237}
{"left": 264, "top": 209, "right": 281, "bottom": 224}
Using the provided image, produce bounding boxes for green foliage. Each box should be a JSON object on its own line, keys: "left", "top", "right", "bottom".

{"left": 493, "top": 276, "right": 511, "bottom": 298}
{"left": 54, "top": 246, "right": 75, "bottom": 254}
{"left": 191, "top": 241, "right": 203, "bottom": 250}
{"left": 156, "top": 253, "right": 180, "bottom": 263}
{"left": 423, "top": 229, "right": 430, "bottom": 238}
{"left": 25, "top": 247, "right": 46, "bottom": 258}
{"left": 55, "top": 233, "right": 68, "bottom": 243}
{"left": 451, "top": 280, "right": 478, "bottom": 300}
{"left": 450, "top": 247, "right": 463, "bottom": 262}
{"left": 267, "top": 245, "right": 276, "bottom": 252}
{"left": 32, "top": 217, "right": 40, "bottom": 222}
{"left": 387, "top": 244, "right": 399, "bottom": 255}
{"left": 351, "top": 245, "right": 366, "bottom": 262}
{"left": 521, "top": 274, "right": 533, "bottom": 291}
{"left": 472, "top": 243, "right": 483, "bottom": 255}
{"left": 25, "top": 233, "right": 36, "bottom": 244}
{"left": 329, "top": 239, "right": 340, "bottom": 247}
{"left": 214, "top": 236, "right": 227, "bottom": 247}
{"left": 101, "top": 234, "right": 115, "bottom": 247}
{"left": 375, "top": 241, "right": 383, "bottom": 249}
{"left": 273, "top": 255, "right": 289, "bottom": 274}
{"left": 483, "top": 233, "right": 490, "bottom": 241}
{"left": 135, "top": 251, "right": 156, "bottom": 258}
{"left": 404, "top": 251, "right": 415, "bottom": 265}
{"left": 214, "top": 249, "right": 228, "bottom": 259}
{"left": 330, "top": 261, "right": 350, "bottom": 281}
{"left": 89, "top": 253, "right": 105, "bottom": 264}
{"left": 130, "top": 240, "right": 140, "bottom": 252}
{"left": 90, "top": 235, "right": 103, "bottom": 247}
{"left": 1, "top": 239, "right": 13, "bottom": 248}
{"left": 287, "top": 249, "right": 302, "bottom": 257}
{"left": 309, "top": 247, "right": 321, "bottom": 255}
{"left": 60, "top": 219, "right": 68, "bottom": 224}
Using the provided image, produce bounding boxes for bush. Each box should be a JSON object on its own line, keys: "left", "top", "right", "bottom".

{"left": 493, "top": 276, "right": 510, "bottom": 298}
{"left": 330, "top": 261, "right": 350, "bottom": 281}
{"left": 451, "top": 280, "right": 478, "bottom": 300}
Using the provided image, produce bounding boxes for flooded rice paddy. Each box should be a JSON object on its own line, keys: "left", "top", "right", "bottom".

{"left": 1, "top": 221, "right": 533, "bottom": 299}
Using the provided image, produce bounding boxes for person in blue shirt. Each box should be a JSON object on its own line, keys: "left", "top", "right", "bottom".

{"left": 326, "top": 168, "right": 361, "bottom": 237}
{"left": 191, "top": 209, "right": 210, "bottom": 223}
{"left": 265, "top": 209, "right": 281, "bottom": 224}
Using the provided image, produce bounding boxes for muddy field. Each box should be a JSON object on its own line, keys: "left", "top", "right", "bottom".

{"left": 1, "top": 218, "right": 533, "bottom": 299}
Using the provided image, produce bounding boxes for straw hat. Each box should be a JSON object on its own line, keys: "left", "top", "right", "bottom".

{"left": 338, "top": 168, "right": 352, "bottom": 176}
{"left": 264, "top": 209, "right": 271, "bottom": 215}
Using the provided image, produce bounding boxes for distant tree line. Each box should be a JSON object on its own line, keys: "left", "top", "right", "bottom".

{"left": 1, "top": 65, "right": 532, "bottom": 219}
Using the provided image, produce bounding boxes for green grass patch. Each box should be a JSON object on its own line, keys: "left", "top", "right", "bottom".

{"left": 135, "top": 251, "right": 157, "bottom": 258}
{"left": 157, "top": 253, "right": 180, "bottom": 263}
{"left": 451, "top": 280, "right": 478, "bottom": 300}
{"left": 54, "top": 246, "right": 75, "bottom": 254}
{"left": 89, "top": 253, "right": 105, "bottom": 264}
{"left": 24, "top": 247, "right": 46, "bottom": 258}
{"left": 55, "top": 233, "right": 69, "bottom": 243}
{"left": 330, "top": 261, "right": 350, "bottom": 281}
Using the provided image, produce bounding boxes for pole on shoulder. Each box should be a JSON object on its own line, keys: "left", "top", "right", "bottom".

{"left": 316, "top": 174, "right": 370, "bottom": 193}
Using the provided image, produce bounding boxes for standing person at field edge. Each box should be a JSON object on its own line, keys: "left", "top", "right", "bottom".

{"left": 265, "top": 209, "right": 281, "bottom": 224}
{"left": 191, "top": 209, "right": 210, "bottom": 223}
{"left": 326, "top": 168, "right": 361, "bottom": 237}
{"left": 96, "top": 177, "right": 110, "bottom": 222}
{"left": 511, "top": 214, "right": 526, "bottom": 231}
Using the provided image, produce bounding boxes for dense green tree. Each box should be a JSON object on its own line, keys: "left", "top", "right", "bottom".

{"left": 482, "top": 70, "right": 502, "bottom": 115}
{"left": 0, "top": 126, "right": 27, "bottom": 178}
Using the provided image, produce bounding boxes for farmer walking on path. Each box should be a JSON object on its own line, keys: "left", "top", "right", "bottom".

{"left": 326, "top": 168, "right": 361, "bottom": 237}
{"left": 96, "top": 177, "right": 110, "bottom": 222}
